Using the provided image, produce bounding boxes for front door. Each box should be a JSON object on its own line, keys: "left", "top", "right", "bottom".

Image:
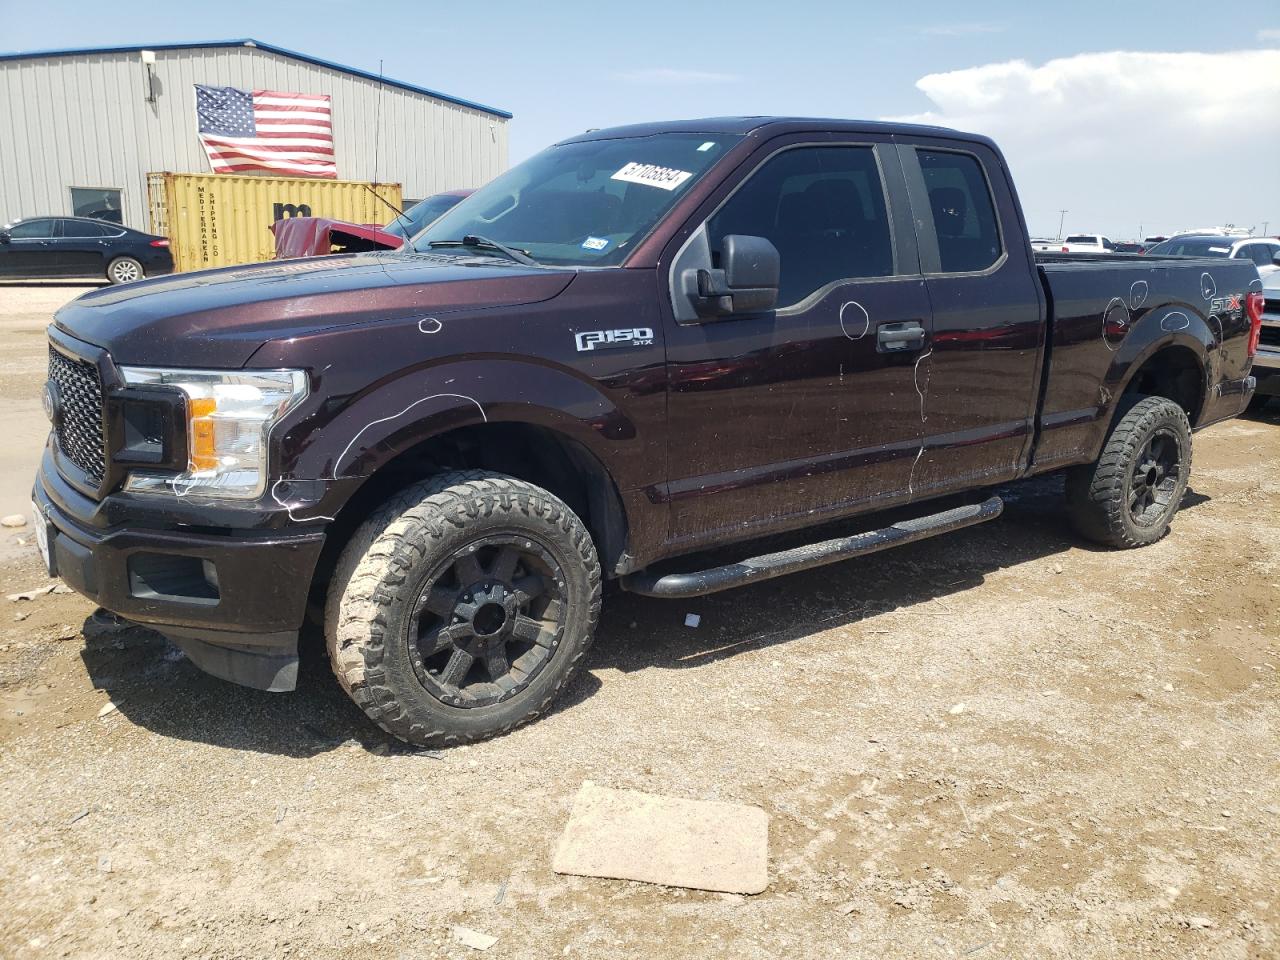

{"left": 0, "top": 218, "right": 59, "bottom": 278}
{"left": 660, "top": 139, "right": 933, "bottom": 550}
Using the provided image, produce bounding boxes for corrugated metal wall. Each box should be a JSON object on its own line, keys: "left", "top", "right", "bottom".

{"left": 0, "top": 44, "right": 508, "bottom": 229}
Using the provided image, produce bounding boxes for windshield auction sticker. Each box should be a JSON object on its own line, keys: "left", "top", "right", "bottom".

{"left": 611, "top": 162, "right": 693, "bottom": 191}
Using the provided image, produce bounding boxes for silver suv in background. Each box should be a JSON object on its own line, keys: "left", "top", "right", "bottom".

{"left": 1251, "top": 272, "right": 1280, "bottom": 412}
{"left": 1147, "top": 235, "right": 1280, "bottom": 279}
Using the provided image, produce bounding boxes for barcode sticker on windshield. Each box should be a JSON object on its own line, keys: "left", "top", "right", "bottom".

{"left": 611, "top": 162, "right": 693, "bottom": 191}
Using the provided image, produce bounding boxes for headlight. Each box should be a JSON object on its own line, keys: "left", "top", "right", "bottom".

{"left": 118, "top": 368, "right": 308, "bottom": 500}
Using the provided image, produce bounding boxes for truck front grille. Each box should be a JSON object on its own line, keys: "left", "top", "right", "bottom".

{"left": 48, "top": 347, "right": 107, "bottom": 484}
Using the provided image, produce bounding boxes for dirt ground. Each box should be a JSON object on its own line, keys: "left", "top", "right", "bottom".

{"left": 1, "top": 284, "right": 1276, "bottom": 960}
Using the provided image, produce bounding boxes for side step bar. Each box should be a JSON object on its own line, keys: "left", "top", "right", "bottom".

{"left": 620, "top": 496, "right": 1004, "bottom": 599}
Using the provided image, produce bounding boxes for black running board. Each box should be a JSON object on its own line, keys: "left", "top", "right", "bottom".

{"left": 620, "top": 496, "right": 1004, "bottom": 599}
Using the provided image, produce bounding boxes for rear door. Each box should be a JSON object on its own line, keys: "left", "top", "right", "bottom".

{"left": 660, "top": 136, "right": 933, "bottom": 548}
{"left": 894, "top": 138, "right": 1046, "bottom": 498}
{"left": 1, "top": 219, "right": 59, "bottom": 277}
{"left": 55, "top": 219, "right": 111, "bottom": 277}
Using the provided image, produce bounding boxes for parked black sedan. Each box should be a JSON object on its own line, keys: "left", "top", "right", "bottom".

{"left": 0, "top": 216, "right": 174, "bottom": 284}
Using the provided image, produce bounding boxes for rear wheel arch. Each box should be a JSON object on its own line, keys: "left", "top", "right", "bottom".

{"left": 1113, "top": 336, "right": 1208, "bottom": 425}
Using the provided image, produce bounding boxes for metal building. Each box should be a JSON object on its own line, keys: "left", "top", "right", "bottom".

{"left": 0, "top": 38, "right": 511, "bottom": 229}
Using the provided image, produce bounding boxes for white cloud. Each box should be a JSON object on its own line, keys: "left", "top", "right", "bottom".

{"left": 1259, "top": 28, "right": 1280, "bottom": 42}
{"left": 888, "top": 50, "right": 1280, "bottom": 238}
{"left": 617, "top": 68, "right": 740, "bottom": 85}
{"left": 920, "top": 23, "right": 1006, "bottom": 37}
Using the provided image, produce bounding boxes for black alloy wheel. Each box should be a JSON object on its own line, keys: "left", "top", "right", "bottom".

{"left": 1127, "top": 427, "right": 1182, "bottom": 526}
{"left": 408, "top": 536, "right": 565, "bottom": 708}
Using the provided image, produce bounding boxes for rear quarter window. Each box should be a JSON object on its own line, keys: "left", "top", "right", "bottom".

{"left": 918, "top": 150, "right": 1002, "bottom": 273}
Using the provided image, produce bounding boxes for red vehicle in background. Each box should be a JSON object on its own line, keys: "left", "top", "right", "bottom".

{"left": 271, "top": 189, "right": 472, "bottom": 258}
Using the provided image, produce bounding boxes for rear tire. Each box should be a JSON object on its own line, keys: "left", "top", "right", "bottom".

{"left": 1066, "top": 395, "right": 1191, "bottom": 548}
{"left": 325, "top": 471, "right": 601, "bottom": 747}
{"left": 106, "top": 256, "right": 143, "bottom": 284}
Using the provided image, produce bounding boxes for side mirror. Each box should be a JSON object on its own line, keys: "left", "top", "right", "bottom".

{"left": 684, "top": 234, "right": 780, "bottom": 318}
{"left": 0, "top": 230, "right": 10, "bottom": 244}
{"left": 1273, "top": 252, "right": 1280, "bottom": 267}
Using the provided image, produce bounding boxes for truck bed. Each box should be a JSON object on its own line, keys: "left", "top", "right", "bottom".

{"left": 1031, "top": 254, "right": 1259, "bottom": 472}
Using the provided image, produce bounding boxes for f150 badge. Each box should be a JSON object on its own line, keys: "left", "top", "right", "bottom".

{"left": 575, "top": 327, "right": 655, "bottom": 352}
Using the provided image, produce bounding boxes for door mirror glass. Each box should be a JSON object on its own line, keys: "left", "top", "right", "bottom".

{"left": 684, "top": 234, "right": 780, "bottom": 317}
{"left": 0, "top": 230, "right": 9, "bottom": 244}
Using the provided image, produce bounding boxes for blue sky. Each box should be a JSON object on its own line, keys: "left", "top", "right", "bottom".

{"left": 2, "top": 0, "right": 1278, "bottom": 238}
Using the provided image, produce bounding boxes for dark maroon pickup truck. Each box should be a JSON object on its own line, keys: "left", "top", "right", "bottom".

{"left": 34, "top": 118, "right": 1265, "bottom": 746}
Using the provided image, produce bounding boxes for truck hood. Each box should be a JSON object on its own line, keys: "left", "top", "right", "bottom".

{"left": 53, "top": 252, "right": 576, "bottom": 367}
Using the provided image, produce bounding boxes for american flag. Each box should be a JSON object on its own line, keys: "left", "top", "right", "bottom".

{"left": 194, "top": 83, "right": 337, "bottom": 178}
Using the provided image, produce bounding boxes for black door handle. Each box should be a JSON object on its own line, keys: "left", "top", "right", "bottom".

{"left": 877, "top": 320, "right": 926, "bottom": 353}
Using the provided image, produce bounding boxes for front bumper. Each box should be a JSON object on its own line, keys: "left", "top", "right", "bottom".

{"left": 34, "top": 446, "right": 326, "bottom": 691}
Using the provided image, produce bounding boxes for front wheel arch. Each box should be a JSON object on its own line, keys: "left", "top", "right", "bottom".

{"left": 300, "top": 420, "right": 631, "bottom": 633}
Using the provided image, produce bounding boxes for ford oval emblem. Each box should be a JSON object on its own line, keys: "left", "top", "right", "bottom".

{"left": 43, "top": 381, "right": 62, "bottom": 427}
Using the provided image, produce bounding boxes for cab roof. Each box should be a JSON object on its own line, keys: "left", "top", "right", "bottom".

{"left": 558, "top": 116, "right": 988, "bottom": 147}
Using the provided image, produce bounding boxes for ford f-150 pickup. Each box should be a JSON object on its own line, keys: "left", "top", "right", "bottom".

{"left": 33, "top": 118, "right": 1265, "bottom": 746}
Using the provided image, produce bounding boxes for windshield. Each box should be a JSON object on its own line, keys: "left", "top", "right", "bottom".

{"left": 383, "top": 193, "right": 467, "bottom": 240}
{"left": 1065, "top": 235, "right": 1098, "bottom": 244}
{"left": 1147, "top": 238, "right": 1231, "bottom": 257}
{"left": 412, "top": 133, "right": 740, "bottom": 266}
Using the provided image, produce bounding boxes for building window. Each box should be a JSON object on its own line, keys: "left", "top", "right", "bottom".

{"left": 70, "top": 187, "right": 123, "bottom": 225}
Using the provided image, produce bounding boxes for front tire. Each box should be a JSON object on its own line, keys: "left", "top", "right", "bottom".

{"left": 1066, "top": 395, "right": 1192, "bottom": 548}
{"left": 326, "top": 471, "right": 601, "bottom": 747}
{"left": 107, "top": 256, "right": 143, "bottom": 284}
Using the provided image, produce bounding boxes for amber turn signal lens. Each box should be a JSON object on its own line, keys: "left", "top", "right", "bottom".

{"left": 188, "top": 397, "right": 218, "bottom": 471}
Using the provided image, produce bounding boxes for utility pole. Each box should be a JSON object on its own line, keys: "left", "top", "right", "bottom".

{"left": 1057, "top": 209, "right": 1068, "bottom": 241}
{"left": 1264, "top": 221, "right": 1271, "bottom": 236}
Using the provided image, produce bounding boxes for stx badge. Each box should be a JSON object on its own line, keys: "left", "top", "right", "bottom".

{"left": 1209, "top": 294, "right": 1242, "bottom": 315}
{"left": 575, "top": 327, "right": 655, "bottom": 352}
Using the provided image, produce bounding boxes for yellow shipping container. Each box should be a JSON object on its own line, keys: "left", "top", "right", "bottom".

{"left": 147, "top": 172, "right": 403, "bottom": 272}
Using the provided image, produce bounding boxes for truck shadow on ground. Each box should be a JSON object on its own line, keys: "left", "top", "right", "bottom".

{"left": 77, "top": 473, "right": 1210, "bottom": 757}
{"left": 1242, "top": 399, "right": 1277, "bottom": 422}
{"left": 593, "top": 473, "right": 1211, "bottom": 676}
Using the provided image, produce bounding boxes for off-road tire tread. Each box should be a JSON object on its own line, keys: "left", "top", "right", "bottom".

{"left": 325, "top": 470, "right": 601, "bottom": 747}
{"left": 1065, "top": 395, "right": 1191, "bottom": 549}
